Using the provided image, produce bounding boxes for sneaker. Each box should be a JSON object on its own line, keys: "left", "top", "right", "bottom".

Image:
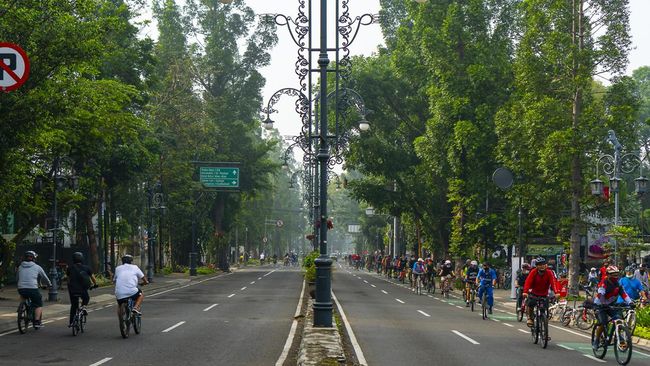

{"left": 80, "top": 306, "right": 88, "bottom": 315}
{"left": 527, "top": 318, "right": 534, "bottom": 327}
{"left": 132, "top": 308, "right": 141, "bottom": 315}
{"left": 33, "top": 321, "right": 43, "bottom": 329}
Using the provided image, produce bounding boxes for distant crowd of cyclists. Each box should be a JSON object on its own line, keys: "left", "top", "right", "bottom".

{"left": 345, "top": 251, "right": 648, "bottom": 346}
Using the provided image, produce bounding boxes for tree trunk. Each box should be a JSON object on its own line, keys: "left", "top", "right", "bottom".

{"left": 83, "top": 200, "right": 100, "bottom": 273}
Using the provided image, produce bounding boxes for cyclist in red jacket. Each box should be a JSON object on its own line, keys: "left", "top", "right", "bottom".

{"left": 523, "top": 257, "right": 559, "bottom": 327}
{"left": 592, "top": 265, "right": 633, "bottom": 349}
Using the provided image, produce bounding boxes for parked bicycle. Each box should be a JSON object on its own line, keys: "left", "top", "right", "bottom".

{"left": 591, "top": 305, "right": 633, "bottom": 365}
{"left": 529, "top": 294, "right": 550, "bottom": 349}
{"left": 118, "top": 296, "right": 142, "bottom": 339}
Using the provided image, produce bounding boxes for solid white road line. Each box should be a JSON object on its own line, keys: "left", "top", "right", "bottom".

{"left": 275, "top": 280, "right": 306, "bottom": 366}
{"left": 162, "top": 321, "right": 186, "bottom": 333}
{"left": 0, "top": 329, "right": 18, "bottom": 337}
{"left": 228, "top": 294, "right": 236, "bottom": 298}
{"left": 518, "top": 329, "right": 529, "bottom": 334}
{"left": 241, "top": 287, "right": 247, "bottom": 291}
{"left": 89, "top": 357, "right": 113, "bottom": 366}
{"left": 149, "top": 288, "right": 178, "bottom": 297}
{"left": 395, "top": 298, "right": 405, "bottom": 304}
{"left": 381, "top": 290, "right": 388, "bottom": 294}
{"left": 333, "top": 291, "right": 368, "bottom": 366}
{"left": 452, "top": 330, "right": 480, "bottom": 345}
{"left": 417, "top": 310, "right": 431, "bottom": 317}
{"left": 634, "top": 350, "right": 650, "bottom": 357}
{"left": 203, "top": 304, "right": 219, "bottom": 312}
{"left": 582, "top": 355, "right": 606, "bottom": 363}
{"left": 557, "top": 344, "right": 574, "bottom": 351}
{"left": 548, "top": 324, "right": 590, "bottom": 339}
{"left": 456, "top": 306, "right": 464, "bottom": 309}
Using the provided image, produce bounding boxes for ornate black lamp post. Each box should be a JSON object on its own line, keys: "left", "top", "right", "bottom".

{"left": 259, "top": 1, "right": 376, "bottom": 327}
{"left": 590, "top": 130, "right": 648, "bottom": 265}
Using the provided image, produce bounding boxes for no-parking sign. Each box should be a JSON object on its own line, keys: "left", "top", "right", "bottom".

{"left": 0, "top": 43, "right": 30, "bottom": 92}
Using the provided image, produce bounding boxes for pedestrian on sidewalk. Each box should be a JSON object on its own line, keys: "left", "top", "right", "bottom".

{"left": 17, "top": 251, "right": 52, "bottom": 328}
{"left": 67, "top": 252, "right": 97, "bottom": 327}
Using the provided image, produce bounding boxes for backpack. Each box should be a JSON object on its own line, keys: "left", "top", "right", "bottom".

{"left": 72, "top": 264, "right": 92, "bottom": 289}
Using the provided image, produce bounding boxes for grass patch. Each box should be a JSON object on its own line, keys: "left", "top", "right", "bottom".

{"left": 94, "top": 274, "right": 112, "bottom": 287}
{"left": 634, "top": 325, "right": 650, "bottom": 339}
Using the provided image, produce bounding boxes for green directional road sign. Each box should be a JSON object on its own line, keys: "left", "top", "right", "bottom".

{"left": 200, "top": 167, "right": 240, "bottom": 188}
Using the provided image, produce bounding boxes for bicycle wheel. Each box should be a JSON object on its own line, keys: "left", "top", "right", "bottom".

{"left": 17, "top": 302, "right": 28, "bottom": 334}
{"left": 577, "top": 308, "right": 595, "bottom": 330}
{"left": 482, "top": 293, "right": 488, "bottom": 320}
{"left": 133, "top": 313, "right": 141, "bottom": 334}
{"left": 516, "top": 296, "right": 523, "bottom": 322}
{"left": 119, "top": 303, "right": 130, "bottom": 339}
{"left": 72, "top": 315, "right": 79, "bottom": 336}
{"left": 431, "top": 278, "right": 436, "bottom": 294}
{"left": 80, "top": 312, "right": 86, "bottom": 333}
{"left": 561, "top": 308, "right": 573, "bottom": 327}
{"left": 532, "top": 313, "right": 539, "bottom": 344}
{"left": 541, "top": 313, "right": 549, "bottom": 349}
{"left": 591, "top": 325, "right": 608, "bottom": 359}
{"left": 471, "top": 290, "right": 475, "bottom": 312}
{"left": 614, "top": 323, "right": 632, "bottom": 365}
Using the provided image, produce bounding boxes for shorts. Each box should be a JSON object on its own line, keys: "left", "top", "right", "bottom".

{"left": 116, "top": 289, "right": 142, "bottom": 305}
{"left": 18, "top": 288, "right": 43, "bottom": 308}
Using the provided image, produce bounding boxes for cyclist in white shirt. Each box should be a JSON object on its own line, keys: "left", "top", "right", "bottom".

{"left": 113, "top": 254, "right": 148, "bottom": 315}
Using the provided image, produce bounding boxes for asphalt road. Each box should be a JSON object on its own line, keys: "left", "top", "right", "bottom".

{"left": 0, "top": 266, "right": 303, "bottom": 366}
{"left": 333, "top": 263, "right": 650, "bottom": 366}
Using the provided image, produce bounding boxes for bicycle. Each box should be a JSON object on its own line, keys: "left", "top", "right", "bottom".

{"left": 515, "top": 287, "right": 525, "bottom": 322}
{"left": 426, "top": 274, "right": 436, "bottom": 294}
{"left": 528, "top": 294, "right": 550, "bottom": 349}
{"left": 441, "top": 275, "right": 452, "bottom": 299}
{"left": 413, "top": 273, "right": 423, "bottom": 295}
{"left": 466, "top": 282, "right": 477, "bottom": 312}
{"left": 481, "top": 286, "right": 489, "bottom": 320}
{"left": 17, "top": 297, "right": 38, "bottom": 334}
{"left": 118, "top": 296, "right": 142, "bottom": 339}
{"left": 591, "top": 305, "right": 633, "bottom": 365}
{"left": 624, "top": 302, "right": 637, "bottom": 335}
{"left": 70, "top": 285, "right": 98, "bottom": 336}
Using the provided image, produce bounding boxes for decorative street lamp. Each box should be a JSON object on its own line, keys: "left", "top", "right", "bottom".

{"left": 49, "top": 157, "right": 78, "bottom": 302}
{"left": 260, "top": 2, "right": 377, "bottom": 327}
{"left": 591, "top": 130, "right": 647, "bottom": 265}
{"left": 146, "top": 181, "right": 165, "bottom": 282}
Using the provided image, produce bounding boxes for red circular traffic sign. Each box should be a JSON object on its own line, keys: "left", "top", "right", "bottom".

{"left": 0, "top": 42, "right": 30, "bottom": 92}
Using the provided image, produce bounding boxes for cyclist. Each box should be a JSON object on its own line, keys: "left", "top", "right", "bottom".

{"left": 523, "top": 257, "right": 558, "bottom": 327}
{"left": 464, "top": 260, "right": 479, "bottom": 306}
{"left": 588, "top": 267, "right": 599, "bottom": 288}
{"left": 412, "top": 258, "right": 425, "bottom": 291}
{"left": 593, "top": 265, "right": 633, "bottom": 349}
{"left": 425, "top": 258, "right": 436, "bottom": 289}
{"left": 16, "top": 251, "right": 52, "bottom": 328}
{"left": 515, "top": 263, "right": 531, "bottom": 305}
{"left": 113, "top": 254, "right": 148, "bottom": 317}
{"left": 476, "top": 262, "right": 497, "bottom": 314}
{"left": 619, "top": 265, "right": 646, "bottom": 303}
{"left": 634, "top": 264, "right": 649, "bottom": 290}
{"left": 439, "top": 260, "right": 454, "bottom": 290}
{"left": 67, "top": 252, "right": 97, "bottom": 327}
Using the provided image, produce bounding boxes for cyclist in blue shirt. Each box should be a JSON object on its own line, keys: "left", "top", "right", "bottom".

{"left": 476, "top": 262, "right": 497, "bottom": 314}
{"left": 618, "top": 266, "right": 646, "bottom": 303}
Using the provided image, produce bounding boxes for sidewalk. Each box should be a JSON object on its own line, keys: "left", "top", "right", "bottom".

{"left": 0, "top": 271, "right": 226, "bottom": 334}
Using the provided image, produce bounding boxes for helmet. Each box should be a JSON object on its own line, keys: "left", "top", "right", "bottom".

{"left": 522, "top": 263, "right": 531, "bottom": 270}
{"left": 470, "top": 260, "right": 478, "bottom": 266}
{"left": 625, "top": 265, "right": 634, "bottom": 273}
{"left": 418, "top": 258, "right": 423, "bottom": 262}
{"left": 606, "top": 265, "right": 620, "bottom": 275}
{"left": 535, "top": 257, "right": 546, "bottom": 265}
{"left": 121, "top": 254, "right": 133, "bottom": 264}
{"left": 72, "top": 252, "right": 84, "bottom": 263}
{"left": 24, "top": 251, "right": 37, "bottom": 261}
{"left": 444, "top": 260, "right": 451, "bottom": 265}
{"left": 590, "top": 267, "right": 597, "bottom": 272}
